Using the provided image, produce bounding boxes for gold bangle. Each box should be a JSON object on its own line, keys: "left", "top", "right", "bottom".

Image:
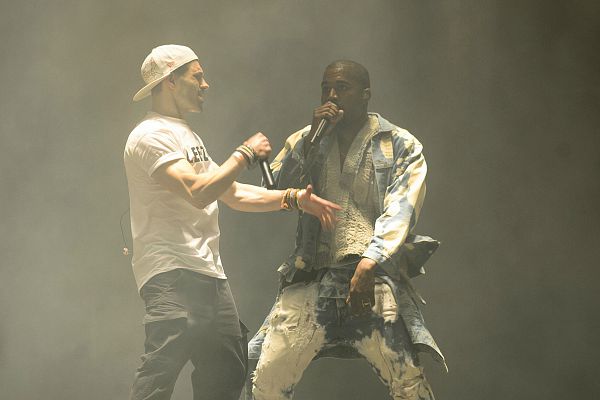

{"left": 291, "top": 189, "right": 299, "bottom": 210}
{"left": 286, "top": 189, "right": 293, "bottom": 210}
{"left": 280, "top": 188, "right": 292, "bottom": 211}
{"left": 290, "top": 189, "right": 298, "bottom": 210}
{"left": 296, "top": 189, "right": 305, "bottom": 211}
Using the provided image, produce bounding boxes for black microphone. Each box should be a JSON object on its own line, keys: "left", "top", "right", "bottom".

{"left": 259, "top": 159, "right": 276, "bottom": 189}
{"left": 309, "top": 119, "right": 328, "bottom": 144}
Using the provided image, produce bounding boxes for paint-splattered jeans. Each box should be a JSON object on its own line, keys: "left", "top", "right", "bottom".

{"left": 251, "top": 280, "right": 434, "bottom": 400}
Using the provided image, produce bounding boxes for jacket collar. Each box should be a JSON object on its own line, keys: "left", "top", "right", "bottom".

{"left": 369, "top": 112, "right": 396, "bottom": 133}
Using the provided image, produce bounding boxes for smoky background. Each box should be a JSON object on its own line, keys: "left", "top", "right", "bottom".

{"left": 1, "top": 0, "right": 599, "bottom": 399}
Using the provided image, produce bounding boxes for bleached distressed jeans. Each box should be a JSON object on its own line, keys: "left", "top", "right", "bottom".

{"left": 251, "top": 281, "right": 434, "bottom": 400}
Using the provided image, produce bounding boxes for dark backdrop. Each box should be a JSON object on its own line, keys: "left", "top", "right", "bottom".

{"left": 1, "top": 1, "right": 599, "bottom": 399}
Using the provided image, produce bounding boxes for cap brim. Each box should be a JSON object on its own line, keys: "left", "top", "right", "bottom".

{"left": 132, "top": 74, "right": 169, "bottom": 102}
{"left": 132, "top": 53, "right": 199, "bottom": 102}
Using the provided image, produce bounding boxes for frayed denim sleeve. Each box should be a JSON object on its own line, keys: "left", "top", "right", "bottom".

{"left": 363, "top": 136, "right": 430, "bottom": 278}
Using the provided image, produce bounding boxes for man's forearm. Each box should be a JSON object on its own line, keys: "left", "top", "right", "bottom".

{"left": 188, "top": 154, "right": 249, "bottom": 207}
{"left": 155, "top": 152, "right": 249, "bottom": 210}
{"left": 221, "top": 182, "right": 284, "bottom": 212}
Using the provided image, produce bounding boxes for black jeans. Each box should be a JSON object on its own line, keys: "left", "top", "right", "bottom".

{"left": 130, "top": 269, "right": 248, "bottom": 400}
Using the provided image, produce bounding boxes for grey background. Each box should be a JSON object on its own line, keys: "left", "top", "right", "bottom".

{"left": 1, "top": 0, "right": 599, "bottom": 399}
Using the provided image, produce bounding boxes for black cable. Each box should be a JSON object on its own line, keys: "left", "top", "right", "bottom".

{"left": 120, "top": 208, "right": 131, "bottom": 256}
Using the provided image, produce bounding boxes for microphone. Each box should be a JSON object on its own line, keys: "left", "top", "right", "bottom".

{"left": 309, "top": 119, "right": 328, "bottom": 144}
{"left": 259, "top": 159, "right": 276, "bottom": 189}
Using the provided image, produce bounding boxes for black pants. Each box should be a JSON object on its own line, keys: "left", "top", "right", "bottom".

{"left": 130, "top": 269, "right": 248, "bottom": 400}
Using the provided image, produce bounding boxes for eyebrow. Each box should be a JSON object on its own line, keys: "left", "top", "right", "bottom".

{"left": 321, "top": 79, "right": 351, "bottom": 86}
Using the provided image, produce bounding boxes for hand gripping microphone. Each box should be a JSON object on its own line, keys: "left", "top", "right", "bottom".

{"left": 309, "top": 119, "right": 328, "bottom": 144}
{"left": 309, "top": 106, "right": 343, "bottom": 144}
{"left": 260, "top": 115, "right": 331, "bottom": 189}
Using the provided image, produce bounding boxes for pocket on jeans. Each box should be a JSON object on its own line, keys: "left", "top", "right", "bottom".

{"left": 141, "top": 270, "right": 189, "bottom": 324}
{"left": 141, "top": 269, "right": 183, "bottom": 299}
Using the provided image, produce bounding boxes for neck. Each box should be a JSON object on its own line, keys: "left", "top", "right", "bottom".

{"left": 152, "top": 95, "right": 184, "bottom": 120}
{"left": 335, "top": 112, "right": 368, "bottom": 143}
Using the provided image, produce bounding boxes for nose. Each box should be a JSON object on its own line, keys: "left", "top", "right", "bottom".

{"left": 326, "top": 88, "right": 338, "bottom": 101}
{"left": 200, "top": 78, "right": 209, "bottom": 90}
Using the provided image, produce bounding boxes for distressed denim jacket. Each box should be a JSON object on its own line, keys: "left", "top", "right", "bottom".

{"left": 251, "top": 113, "right": 445, "bottom": 366}
{"left": 272, "top": 113, "right": 438, "bottom": 281}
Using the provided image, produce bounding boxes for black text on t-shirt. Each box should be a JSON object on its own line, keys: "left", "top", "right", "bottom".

{"left": 187, "top": 146, "right": 209, "bottom": 163}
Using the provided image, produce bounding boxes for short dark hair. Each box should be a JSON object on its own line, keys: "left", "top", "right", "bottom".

{"left": 150, "top": 61, "right": 194, "bottom": 96}
{"left": 325, "top": 60, "right": 370, "bottom": 88}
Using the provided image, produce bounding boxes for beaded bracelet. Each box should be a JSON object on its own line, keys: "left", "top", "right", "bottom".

{"left": 280, "top": 188, "right": 292, "bottom": 211}
{"left": 280, "top": 188, "right": 306, "bottom": 211}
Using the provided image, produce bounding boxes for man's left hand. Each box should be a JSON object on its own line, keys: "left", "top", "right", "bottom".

{"left": 297, "top": 185, "right": 341, "bottom": 231}
{"left": 347, "top": 258, "right": 377, "bottom": 315}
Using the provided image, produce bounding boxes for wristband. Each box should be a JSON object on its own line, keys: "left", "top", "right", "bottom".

{"left": 232, "top": 150, "right": 247, "bottom": 165}
{"left": 280, "top": 188, "right": 305, "bottom": 211}
{"left": 235, "top": 145, "right": 257, "bottom": 167}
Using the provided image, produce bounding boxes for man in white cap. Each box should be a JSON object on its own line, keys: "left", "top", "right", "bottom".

{"left": 124, "top": 44, "right": 340, "bottom": 400}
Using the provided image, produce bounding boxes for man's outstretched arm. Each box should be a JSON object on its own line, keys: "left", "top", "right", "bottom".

{"left": 220, "top": 183, "right": 340, "bottom": 231}
{"left": 154, "top": 155, "right": 247, "bottom": 210}
{"left": 152, "top": 132, "right": 271, "bottom": 209}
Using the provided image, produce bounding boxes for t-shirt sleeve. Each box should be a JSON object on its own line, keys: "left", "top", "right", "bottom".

{"left": 130, "top": 130, "right": 186, "bottom": 176}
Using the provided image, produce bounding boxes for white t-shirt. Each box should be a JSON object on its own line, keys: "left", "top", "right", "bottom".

{"left": 124, "top": 112, "right": 226, "bottom": 291}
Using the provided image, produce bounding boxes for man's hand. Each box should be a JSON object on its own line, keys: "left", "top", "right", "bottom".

{"left": 303, "top": 102, "right": 344, "bottom": 157}
{"left": 308, "top": 102, "right": 344, "bottom": 138}
{"left": 297, "top": 184, "right": 341, "bottom": 231}
{"left": 346, "top": 258, "right": 377, "bottom": 316}
{"left": 243, "top": 132, "right": 272, "bottom": 160}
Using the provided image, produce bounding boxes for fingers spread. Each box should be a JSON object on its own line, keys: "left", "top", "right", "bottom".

{"left": 328, "top": 200, "right": 342, "bottom": 210}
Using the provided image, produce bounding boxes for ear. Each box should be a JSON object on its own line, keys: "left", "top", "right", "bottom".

{"left": 166, "top": 73, "right": 176, "bottom": 89}
{"left": 362, "top": 88, "right": 371, "bottom": 101}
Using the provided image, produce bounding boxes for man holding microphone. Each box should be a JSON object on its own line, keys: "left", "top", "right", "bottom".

{"left": 248, "top": 60, "right": 446, "bottom": 400}
{"left": 124, "top": 44, "right": 340, "bottom": 400}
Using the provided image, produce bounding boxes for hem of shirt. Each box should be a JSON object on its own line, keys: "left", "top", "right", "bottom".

{"left": 137, "top": 266, "right": 227, "bottom": 294}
